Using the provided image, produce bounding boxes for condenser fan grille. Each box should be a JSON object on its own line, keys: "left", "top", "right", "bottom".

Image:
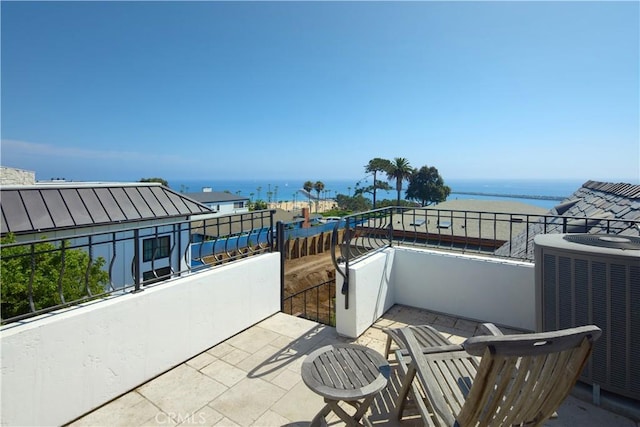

{"left": 563, "top": 234, "right": 640, "bottom": 250}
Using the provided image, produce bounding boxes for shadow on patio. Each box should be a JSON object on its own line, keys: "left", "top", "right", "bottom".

{"left": 69, "top": 305, "right": 637, "bottom": 427}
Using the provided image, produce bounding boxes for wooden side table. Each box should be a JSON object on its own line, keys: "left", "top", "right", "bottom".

{"left": 301, "top": 343, "right": 390, "bottom": 427}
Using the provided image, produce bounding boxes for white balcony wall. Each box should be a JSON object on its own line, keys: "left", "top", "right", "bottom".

{"left": 1, "top": 253, "right": 281, "bottom": 427}
{"left": 392, "top": 247, "right": 535, "bottom": 331}
{"left": 336, "top": 249, "right": 395, "bottom": 338}
{"left": 336, "top": 246, "right": 535, "bottom": 338}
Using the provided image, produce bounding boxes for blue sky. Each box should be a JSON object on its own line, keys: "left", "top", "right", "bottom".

{"left": 1, "top": 1, "right": 638, "bottom": 183}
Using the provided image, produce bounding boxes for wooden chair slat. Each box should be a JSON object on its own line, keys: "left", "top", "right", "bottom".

{"left": 395, "top": 324, "right": 601, "bottom": 427}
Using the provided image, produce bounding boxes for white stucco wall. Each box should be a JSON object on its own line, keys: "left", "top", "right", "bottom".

{"left": 336, "top": 249, "right": 396, "bottom": 338}
{"left": 1, "top": 253, "right": 281, "bottom": 427}
{"left": 393, "top": 248, "right": 535, "bottom": 330}
{"left": 336, "top": 246, "right": 536, "bottom": 338}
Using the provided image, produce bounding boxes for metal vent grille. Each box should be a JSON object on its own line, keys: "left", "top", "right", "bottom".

{"left": 563, "top": 234, "right": 640, "bottom": 250}
{"left": 535, "top": 234, "right": 640, "bottom": 401}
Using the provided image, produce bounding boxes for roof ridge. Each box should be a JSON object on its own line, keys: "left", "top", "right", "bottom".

{"left": 582, "top": 181, "right": 640, "bottom": 199}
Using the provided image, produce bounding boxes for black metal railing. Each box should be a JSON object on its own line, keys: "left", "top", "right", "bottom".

{"left": 330, "top": 206, "right": 640, "bottom": 308}
{"left": 281, "top": 279, "right": 336, "bottom": 326}
{"left": 332, "top": 206, "right": 640, "bottom": 264}
{"left": 1, "top": 210, "right": 276, "bottom": 325}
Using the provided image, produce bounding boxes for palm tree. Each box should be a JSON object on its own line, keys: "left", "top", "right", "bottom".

{"left": 303, "top": 181, "right": 314, "bottom": 209}
{"left": 386, "top": 157, "right": 413, "bottom": 207}
{"left": 365, "top": 157, "right": 392, "bottom": 209}
{"left": 313, "top": 181, "right": 325, "bottom": 212}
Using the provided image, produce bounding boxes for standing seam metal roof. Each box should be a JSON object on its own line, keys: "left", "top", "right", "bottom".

{"left": 1, "top": 183, "right": 212, "bottom": 235}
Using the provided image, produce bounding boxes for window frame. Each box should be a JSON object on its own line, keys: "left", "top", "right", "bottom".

{"left": 142, "top": 236, "right": 171, "bottom": 262}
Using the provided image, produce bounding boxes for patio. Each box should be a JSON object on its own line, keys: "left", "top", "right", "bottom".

{"left": 68, "top": 305, "right": 637, "bottom": 427}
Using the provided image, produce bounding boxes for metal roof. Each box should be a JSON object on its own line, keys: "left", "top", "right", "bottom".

{"left": 495, "top": 180, "right": 640, "bottom": 260}
{"left": 1, "top": 183, "right": 212, "bottom": 236}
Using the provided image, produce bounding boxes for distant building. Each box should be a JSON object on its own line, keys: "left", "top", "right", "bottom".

{"left": 0, "top": 182, "right": 213, "bottom": 287}
{"left": 183, "top": 190, "right": 250, "bottom": 216}
{"left": 0, "top": 166, "right": 36, "bottom": 186}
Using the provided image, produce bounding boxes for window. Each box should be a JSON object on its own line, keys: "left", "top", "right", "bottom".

{"left": 234, "top": 201, "right": 245, "bottom": 208}
{"left": 142, "top": 236, "right": 170, "bottom": 262}
{"left": 142, "top": 266, "right": 172, "bottom": 285}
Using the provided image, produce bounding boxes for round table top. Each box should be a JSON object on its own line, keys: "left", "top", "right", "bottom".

{"left": 301, "top": 343, "right": 390, "bottom": 400}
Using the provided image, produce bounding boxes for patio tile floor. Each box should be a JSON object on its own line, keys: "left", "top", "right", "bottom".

{"left": 69, "top": 305, "right": 638, "bottom": 427}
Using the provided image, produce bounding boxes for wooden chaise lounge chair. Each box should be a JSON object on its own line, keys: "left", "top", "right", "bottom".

{"left": 383, "top": 324, "right": 460, "bottom": 359}
{"left": 395, "top": 324, "right": 601, "bottom": 426}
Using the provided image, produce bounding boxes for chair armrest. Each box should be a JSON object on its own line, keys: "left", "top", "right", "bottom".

{"left": 477, "top": 323, "right": 503, "bottom": 336}
{"left": 463, "top": 325, "right": 602, "bottom": 357}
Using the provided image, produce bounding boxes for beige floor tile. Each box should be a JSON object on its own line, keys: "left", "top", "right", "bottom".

{"left": 252, "top": 410, "right": 292, "bottom": 426}
{"left": 270, "top": 368, "right": 303, "bottom": 391}
{"left": 213, "top": 417, "right": 240, "bottom": 426}
{"left": 187, "top": 351, "right": 217, "bottom": 370}
{"left": 453, "top": 318, "right": 479, "bottom": 334}
{"left": 268, "top": 333, "right": 296, "bottom": 349}
{"left": 235, "top": 344, "right": 290, "bottom": 375}
{"left": 374, "top": 317, "right": 395, "bottom": 327}
{"left": 141, "top": 412, "right": 178, "bottom": 426}
{"left": 269, "top": 380, "right": 325, "bottom": 424}
{"left": 220, "top": 347, "right": 252, "bottom": 366}
{"left": 67, "top": 392, "right": 140, "bottom": 426}
{"left": 207, "top": 342, "right": 236, "bottom": 358}
{"left": 446, "top": 333, "right": 466, "bottom": 345}
{"left": 433, "top": 314, "right": 457, "bottom": 328}
{"left": 225, "top": 326, "right": 283, "bottom": 354}
{"left": 201, "top": 359, "right": 247, "bottom": 388}
{"left": 257, "top": 312, "right": 325, "bottom": 339}
{"left": 545, "top": 396, "right": 637, "bottom": 427}
{"left": 352, "top": 335, "right": 373, "bottom": 347}
{"left": 362, "top": 324, "right": 390, "bottom": 342}
{"left": 139, "top": 365, "right": 227, "bottom": 415}
{"left": 69, "top": 310, "right": 639, "bottom": 427}
{"left": 176, "top": 405, "right": 224, "bottom": 426}
{"left": 209, "top": 377, "right": 286, "bottom": 426}
{"left": 68, "top": 392, "right": 160, "bottom": 427}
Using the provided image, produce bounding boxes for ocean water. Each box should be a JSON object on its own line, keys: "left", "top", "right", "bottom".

{"left": 168, "top": 178, "right": 588, "bottom": 210}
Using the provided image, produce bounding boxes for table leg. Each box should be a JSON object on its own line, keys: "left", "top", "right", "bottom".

{"left": 352, "top": 394, "right": 376, "bottom": 422}
{"left": 326, "top": 394, "right": 377, "bottom": 427}
{"left": 310, "top": 402, "right": 332, "bottom": 427}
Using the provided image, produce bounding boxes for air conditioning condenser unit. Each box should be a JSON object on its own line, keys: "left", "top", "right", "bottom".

{"left": 534, "top": 233, "right": 640, "bottom": 401}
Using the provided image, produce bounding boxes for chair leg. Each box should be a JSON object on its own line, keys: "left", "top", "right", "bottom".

{"left": 384, "top": 335, "right": 393, "bottom": 359}
{"left": 395, "top": 363, "right": 416, "bottom": 419}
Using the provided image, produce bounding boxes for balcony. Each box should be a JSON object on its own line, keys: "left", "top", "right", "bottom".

{"left": 1, "top": 207, "right": 639, "bottom": 426}
{"left": 67, "top": 306, "right": 636, "bottom": 427}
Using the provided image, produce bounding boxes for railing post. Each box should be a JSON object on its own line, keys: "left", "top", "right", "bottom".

{"left": 133, "top": 229, "right": 141, "bottom": 293}
{"left": 388, "top": 208, "right": 394, "bottom": 246}
{"left": 277, "top": 221, "right": 285, "bottom": 312}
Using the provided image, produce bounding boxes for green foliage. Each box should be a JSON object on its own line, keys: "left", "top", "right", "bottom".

{"left": 375, "top": 198, "right": 419, "bottom": 209}
{"left": 335, "top": 194, "right": 372, "bottom": 212}
{"left": 365, "top": 157, "right": 393, "bottom": 208}
{"left": 1, "top": 234, "right": 109, "bottom": 320}
{"left": 303, "top": 181, "right": 314, "bottom": 193}
{"left": 354, "top": 182, "right": 392, "bottom": 197}
{"left": 406, "top": 166, "right": 451, "bottom": 207}
{"left": 140, "top": 177, "right": 169, "bottom": 187}
{"left": 313, "top": 181, "right": 325, "bottom": 195}
{"left": 386, "top": 157, "right": 414, "bottom": 206}
{"left": 303, "top": 180, "right": 314, "bottom": 207}
{"left": 313, "top": 181, "right": 325, "bottom": 212}
{"left": 251, "top": 200, "right": 268, "bottom": 210}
